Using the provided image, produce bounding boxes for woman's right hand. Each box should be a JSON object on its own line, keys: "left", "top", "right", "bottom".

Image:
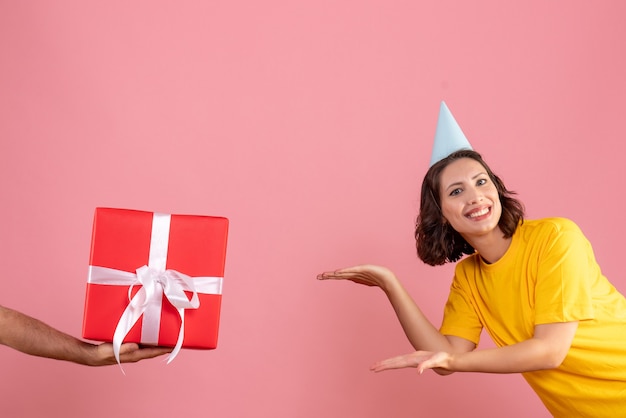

{"left": 317, "top": 265, "right": 397, "bottom": 290}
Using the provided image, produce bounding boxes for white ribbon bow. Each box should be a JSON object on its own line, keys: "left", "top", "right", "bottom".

{"left": 115, "top": 265, "right": 198, "bottom": 365}
{"left": 88, "top": 265, "right": 223, "bottom": 365}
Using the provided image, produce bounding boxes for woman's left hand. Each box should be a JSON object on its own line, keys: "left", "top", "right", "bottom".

{"left": 370, "top": 350, "right": 452, "bottom": 375}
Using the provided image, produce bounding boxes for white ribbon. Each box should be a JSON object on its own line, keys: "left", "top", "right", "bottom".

{"left": 87, "top": 213, "right": 223, "bottom": 365}
{"left": 87, "top": 265, "right": 223, "bottom": 365}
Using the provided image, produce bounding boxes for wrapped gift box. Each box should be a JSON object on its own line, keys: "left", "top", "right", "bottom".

{"left": 82, "top": 208, "right": 229, "bottom": 356}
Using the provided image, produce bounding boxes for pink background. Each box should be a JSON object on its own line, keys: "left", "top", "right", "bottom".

{"left": 1, "top": 1, "right": 624, "bottom": 417}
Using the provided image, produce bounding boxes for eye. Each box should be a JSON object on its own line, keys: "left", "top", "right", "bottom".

{"left": 477, "top": 178, "right": 488, "bottom": 186}
{"left": 449, "top": 188, "right": 462, "bottom": 196}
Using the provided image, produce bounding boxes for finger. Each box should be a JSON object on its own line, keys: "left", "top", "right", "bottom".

{"left": 316, "top": 272, "right": 335, "bottom": 280}
{"left": 316, "top": 271, "right": 341, "bottom": 280}
{"left": 118, "top": 342, "right": 140, "bottom": 355}
{"left": 318, "top": 265, "right": 369, "bottom": 277}
{"left": 119, "top": 346, "right": 173, "bottom": 363}
{"left": 417, "top": 360, "right": 436, "bottom": 375}
{"left": 319, "top": 274, "right": 375, "bottom": 287}
{"left": 370, "top": 355, "right": 415, "bottom": 372}
{"left": 416, "top": 357, "right": 440, "bottom": 374}
{"left": 333, "top": 266, "right": 369, "bottom": 274}
{"left": 370, "top": 361, "right": 406, "bottom": 372}
{"left": 317, "top": 270, "right": 361, "bottom": 280}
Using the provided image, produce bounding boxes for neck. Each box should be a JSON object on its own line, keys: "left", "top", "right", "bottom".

{"left": 463, "top": 228, "right": 512, "bottom": 264}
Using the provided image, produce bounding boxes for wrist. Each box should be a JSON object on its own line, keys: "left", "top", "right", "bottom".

{"left": 446, "top": 352, "right": 456, "bottom": 371}
{"left": 380, "top": 274, "right": 402, "bottom": 295}
{"left": 433, "top": 352, "right": 456, "bottom": 376}
{"left": 79, "top": 341, "right": 99, "bottom": 366}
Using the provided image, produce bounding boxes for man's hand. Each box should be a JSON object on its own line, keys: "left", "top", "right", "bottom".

{"left": 90, "top": 342, "right": 173, "bottom": 366}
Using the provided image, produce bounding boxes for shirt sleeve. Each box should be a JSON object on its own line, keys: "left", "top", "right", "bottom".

{"left": 534, "top": 220, "right": 595, "bottom": 324}
{"left": 440, "top": 267, "right": 483, "bottom": 345}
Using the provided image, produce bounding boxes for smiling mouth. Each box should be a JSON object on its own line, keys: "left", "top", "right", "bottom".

{"left": 466, "top": 207, "right": 490, "bottom": 219}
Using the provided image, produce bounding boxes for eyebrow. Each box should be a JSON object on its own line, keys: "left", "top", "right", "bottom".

{"left": 444, "top": 172, "right": 488, "bottom": 192}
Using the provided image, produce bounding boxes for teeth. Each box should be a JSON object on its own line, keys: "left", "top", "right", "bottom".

{"left": 468, "top": 208, "right": 489, "bottom": 218}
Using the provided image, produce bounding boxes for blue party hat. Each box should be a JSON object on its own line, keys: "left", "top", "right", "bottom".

{"left": 429, "top": 101, "right": 473, "bottom": 166}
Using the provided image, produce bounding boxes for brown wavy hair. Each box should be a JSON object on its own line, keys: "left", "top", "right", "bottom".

{"left": 415, "top": 149, "right": 524, "bottom": 266}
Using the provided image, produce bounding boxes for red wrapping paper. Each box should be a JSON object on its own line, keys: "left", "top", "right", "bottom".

{"left": 82, "top": 207, "right": 228, "bottom": 349}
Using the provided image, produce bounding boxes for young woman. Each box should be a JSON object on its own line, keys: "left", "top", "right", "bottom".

{"left": 318, "top": 149, "right": 626, "bottom": 417}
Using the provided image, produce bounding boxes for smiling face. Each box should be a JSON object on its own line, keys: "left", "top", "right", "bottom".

{"left": 439, "top": 157, "right": 503, "bottom": 241}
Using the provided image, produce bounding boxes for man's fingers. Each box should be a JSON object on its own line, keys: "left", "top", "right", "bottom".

{"left": 118, "top": 343, "right": 140, "bottom": 354}
{"left": 117, "top": 343, "right": 172, "bottom": 362}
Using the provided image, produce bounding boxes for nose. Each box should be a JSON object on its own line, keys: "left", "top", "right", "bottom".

{"left": 467, "top": 188, "right": 483, "bottom": 205}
